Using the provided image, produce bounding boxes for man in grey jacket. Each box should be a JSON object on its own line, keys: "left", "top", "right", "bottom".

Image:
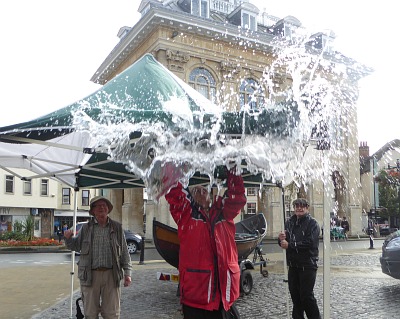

{"left": 64, "top": 196, "right": 132, "bottom": 319}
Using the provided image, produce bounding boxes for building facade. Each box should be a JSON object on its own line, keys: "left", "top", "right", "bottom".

{"left": 0, "top": 167, "right": 98, "bottom": 238}
{"left": 360, "top": 140, "right": 400, "bottom": 230}
{"left": 82, "top": 0, "right": 370, "bottom": 240}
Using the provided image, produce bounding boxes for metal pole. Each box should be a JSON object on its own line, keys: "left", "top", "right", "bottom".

{"left": 323, "top": 173, "right": 332, "bottom": 319}
{"left": 69, "top": 189, "right": 78, "bottom": 319}
{"left": 280, "top": 185, "right": 290, "bottom": 319}
{"left": 139, "top": 200, "right": 146, "bottom": 265}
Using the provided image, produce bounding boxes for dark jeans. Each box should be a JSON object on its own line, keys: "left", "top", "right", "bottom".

{"left": 182, "top": 304, "right": 223, "bottom": 319}
{"left": 288, "top": 267, "right": 321, "bottom": 319}
{"left": 182, "top": 304, "right": 239, "bottom": 319}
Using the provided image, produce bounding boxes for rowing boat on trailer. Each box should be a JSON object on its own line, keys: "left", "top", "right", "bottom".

{"left": 152, "top": 213, "right": 267, "bottom": 269}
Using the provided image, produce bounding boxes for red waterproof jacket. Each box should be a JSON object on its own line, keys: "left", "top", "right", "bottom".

{"left": 165, "top": 170, "right": 246, "bottom": 311}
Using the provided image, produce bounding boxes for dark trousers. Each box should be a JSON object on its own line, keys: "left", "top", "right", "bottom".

{"left": 182, "top": 303, "right": 239, "bottom": 319}
{"left": 288, "top": 267, "right": 321, "bottom": 319}
{"left": 182, "top": 304, "right": 223, "bottom": 319}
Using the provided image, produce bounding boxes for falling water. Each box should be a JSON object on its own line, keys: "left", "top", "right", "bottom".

{"left": 72, "top": 30, "right": 366, "bottom": 202}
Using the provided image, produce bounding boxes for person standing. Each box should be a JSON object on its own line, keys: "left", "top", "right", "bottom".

{"left": 278, "top": 198, "right": 321, "bottom": 319}
{"left": 340, "top": 216, "right": 350, "bottom": 239}
{"left": 56, "top": 226, "right": 63, "bottom": 243}
{"left": 165, "top": 165, "right": 246, "bottom": 319}
{"left": 64, "top": 196, "right": 132, "bottom": 319}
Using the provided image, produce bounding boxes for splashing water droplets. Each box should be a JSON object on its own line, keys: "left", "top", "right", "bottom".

{"left": 70, "top": 39, "right": 360, "bottom": 201}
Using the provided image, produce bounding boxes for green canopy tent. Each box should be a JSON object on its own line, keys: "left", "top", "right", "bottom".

{"left": 0, "top": 53, "right": 299, "bottom": 191}
{"left": 0, "top": 53, "right": 307, "bottom": 318}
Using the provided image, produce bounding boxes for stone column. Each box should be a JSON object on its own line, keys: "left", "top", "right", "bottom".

{"left": 124, "top": 188, "right": 144, "bottom": 235}
{"left": 108, "top": 189, "right": 123, "bottom": 224}
{"left": 260, "top": 186, "right": 285, "bottom": 238}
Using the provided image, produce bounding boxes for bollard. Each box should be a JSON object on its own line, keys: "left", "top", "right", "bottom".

{"left": 139, "top": 236, "right": 146, "bottom": 265}
{"left": 369, "top": 234, "right": 374, "bottom": 249}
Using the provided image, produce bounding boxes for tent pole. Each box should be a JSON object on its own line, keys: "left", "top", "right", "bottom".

{"left": 322, "top": 168, "right": 332, "bottom": 319}
{"left": 69, "top": 189, "right": 78, "bottom": 319}
{"left": 280, "top": 184, "right": 290, "bottom": 318}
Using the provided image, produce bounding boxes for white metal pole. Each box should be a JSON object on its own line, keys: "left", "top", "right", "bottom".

{"left": 280, "top": 186, "right": 290, "bottom": 318}
{"left": 69, "top": 189, "right": 78, "bottom": 318}
{"left": 322, "top": 156, "right": 332, "bottom": 319}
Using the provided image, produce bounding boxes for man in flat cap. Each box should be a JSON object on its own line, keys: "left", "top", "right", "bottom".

{"left": 64, "top": 196, "right": 132, "bottom": 319}
{"left": 278, "top": 198, "right": 321, "bottom": 319}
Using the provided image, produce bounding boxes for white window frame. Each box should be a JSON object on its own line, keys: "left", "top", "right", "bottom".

{"left": 41, "top": 179, "right": 49, "bottom": 196}
{"left": 5, "top": 175, "right": 14, "bottom": 194}
{"left": 247, "top": 202, "right": 257, "bottom": 215}
{"left": 82, "top": 190, "right": 90, "bottom": 206}
{"left": 23, "top": 180, "right": 32, "bottom": 195}
{"left": 62, "top": 188, "right": 70, "bottom": 205}
{"left": 191, "top": 0, "right": 209, "bottom": 18}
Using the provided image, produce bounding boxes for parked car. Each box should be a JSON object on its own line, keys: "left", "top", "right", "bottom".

{"left": 380, "top": 230, "right": 400, "bottom": 279}
{"left": 379, "top": 225, "right": 398, "bottom": 237}
{"left": 75, "top": 221, "right": 142, "bottom": 254}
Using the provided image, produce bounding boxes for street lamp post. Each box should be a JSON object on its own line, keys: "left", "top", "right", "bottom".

{"left": 139, "top": 199, "right": 147, "bottom": 265}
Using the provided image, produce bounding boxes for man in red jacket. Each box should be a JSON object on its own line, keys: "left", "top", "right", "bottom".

{"left": 165, "top": 166, "right": 246, "bottom": 319}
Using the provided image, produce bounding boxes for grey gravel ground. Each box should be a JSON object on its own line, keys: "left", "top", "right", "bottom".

{"left": 31, "top": 246, "right": 400, "bottom": 319}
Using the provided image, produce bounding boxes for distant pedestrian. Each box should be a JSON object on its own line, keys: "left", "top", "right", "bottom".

{"left": 56, "top": 227, "right": 62, "bottom": 243}
{"left": 278, "top": 198, "right": 321, "bottom": 319}
{"left": 62, "top": 223, "right": 68, "bottom": 234}
{"left": 341, "top": 216, "right": 350, "bottom": 239}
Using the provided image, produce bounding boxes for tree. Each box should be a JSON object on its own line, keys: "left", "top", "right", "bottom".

{"left": 376, "top": 169, "right": 400, "bottom": 220}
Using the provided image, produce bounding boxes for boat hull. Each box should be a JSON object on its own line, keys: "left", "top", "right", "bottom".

{"left": 153, "top": 214, "right": 267, "bottom": 268}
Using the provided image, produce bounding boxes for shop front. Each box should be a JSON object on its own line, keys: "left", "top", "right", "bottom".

{"left": 53, "top": 210, "right": 91, "bottom": 236}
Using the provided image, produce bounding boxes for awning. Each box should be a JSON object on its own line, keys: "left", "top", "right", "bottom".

{"left": 54, "top": 210, "right": 90, "bottom": 217}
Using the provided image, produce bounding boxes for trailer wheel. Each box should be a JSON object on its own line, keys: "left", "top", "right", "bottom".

{"left": 261, "top": 269, "right": 269, "bottom": 278}
{"left": 240, "top": 270, "right": 253, "bottom": 295}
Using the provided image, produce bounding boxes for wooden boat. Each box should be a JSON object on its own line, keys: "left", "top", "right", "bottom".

{"left": 152, "top": 213, "right": 267, "bottom": 269}
{"left": 235, "top": 213, "right": 267, "bottom": 261}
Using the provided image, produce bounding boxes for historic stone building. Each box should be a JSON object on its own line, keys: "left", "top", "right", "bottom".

{"left": 90, "top": 0, "right": 370, "bottom": 239}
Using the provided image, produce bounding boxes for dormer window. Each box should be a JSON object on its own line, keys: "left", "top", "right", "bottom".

{"left": 227, "top": 2, "right": 259, "bottom": 32}
{"left": 191, "top": 0, "right": 209, "bottom": 18}
{"left": 242, "top": 12, "right": 256, "bottom": 31}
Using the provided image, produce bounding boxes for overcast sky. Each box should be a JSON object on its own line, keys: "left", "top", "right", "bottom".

{"left": 0, "top": 0, "right": 397, "bottom": 154}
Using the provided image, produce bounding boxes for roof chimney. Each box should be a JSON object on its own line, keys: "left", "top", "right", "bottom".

{"left": 359, "top": 141, "right": 370, "bottom": 158}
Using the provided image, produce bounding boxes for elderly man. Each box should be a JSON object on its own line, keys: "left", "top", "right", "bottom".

{"left": 278, "top": 198, "right": 321, "bottom": 319}
{"left": 64, "top": 196, "right": 132, "bottom": 319}
{"left": 165, "top": 166, "right": 246, "bottom": 319}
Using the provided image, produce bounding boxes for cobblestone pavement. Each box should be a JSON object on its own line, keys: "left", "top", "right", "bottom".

{"left": 32, "top": 247, "right": 400, "bottom": 319}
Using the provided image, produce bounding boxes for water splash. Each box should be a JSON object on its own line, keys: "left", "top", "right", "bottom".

{"left": 72, "top": 34, "right": 365, "bottom": 201}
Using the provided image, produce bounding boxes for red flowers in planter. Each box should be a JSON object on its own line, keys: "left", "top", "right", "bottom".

{"left": 0, "top": 238, "right": 63, "bottom": 247}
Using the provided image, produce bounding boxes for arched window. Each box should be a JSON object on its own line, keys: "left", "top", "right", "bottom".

{"left": 189, "top": 67, "right": 216, "bottom": 102}
{"left": 239, "top": 78, "right": 265, "bottom": 111}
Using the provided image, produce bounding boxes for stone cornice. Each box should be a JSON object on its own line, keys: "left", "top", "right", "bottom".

{"left": 91, "top": 5, "right": 372, "bottom": 85}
